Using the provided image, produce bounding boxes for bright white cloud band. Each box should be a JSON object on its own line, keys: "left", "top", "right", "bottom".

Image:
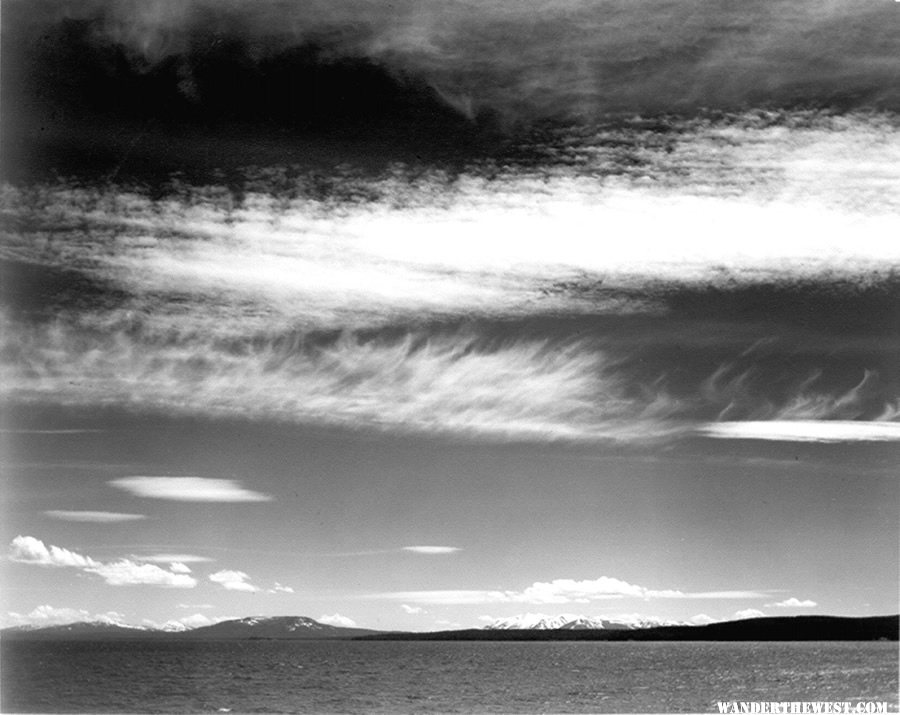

{"left": 377, "top": 577, "right": 768, "bottom": 605}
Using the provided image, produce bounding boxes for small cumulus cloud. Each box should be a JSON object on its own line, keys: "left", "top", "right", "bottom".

{"left": 9, "top": 535, "right": 99, "bottom": 569}
{"left": 268, "top": 583, "right": 294, "bottom": 594}
{"left": 110, "top": 477, "right": 272, "bottom": 502}
{"left": 168, "top": 562, "right": 192, "bottom": 574}
{"left": 402, "top": 546, "right": 461, "bottom": 555}
{"left": 734, "top": 608, "right": 767, "bottom": 620}
{"left": 688, "top": 613, "right": 716, "bottom": 625}
{"left": 402, "top": 604, "right": 426, "bottom": 615}
{"left": 44, "top": 510, "right": 146, "bottom": 523}
{"left": 766, "top": 597, "right": 817, "bottom": 608}
{"left": 150, "top": 613, "right": 225, "bottom": 631}
{"left": 319, "top": 613, "right": 357, "bottom": 628}
{"left": 177, "top": 613, "right": 220, "bottom": 628}
{"left": 85, "top": 560, "right": 196, "bottom": 588}
{"left": 209, "top": 570, "right": 260, "bottom": 592}
{"left": 177, "top": 603, "right": 214, "bottom": 609}
{"left": 8, "top": 536, "right": 196, "bottom": 588}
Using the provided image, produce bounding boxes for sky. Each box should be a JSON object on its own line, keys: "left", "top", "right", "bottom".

{"left": 0, "top": 0, "right": 898, "bottom": 633}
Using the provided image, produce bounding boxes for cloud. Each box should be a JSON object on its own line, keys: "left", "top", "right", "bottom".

{"left": 153, "top": 613, "right": 225, "bottom": 631}
{"left": 319, "top": 613, "right": 358, "bottom": 628}
{"left": 766, "top": 598, "right": 817, "bottom": 608}
{"left": 15, "top": 0, "right": 900, "bottom": 121}
{"left": 110, "top": 477, "right": 272, "bottom": 502}
{"left": 137, "top": 554, "right": 214, "bottom": 564}
{"left": 209, "top": 570, "right": 259, "bottom": 592}
{"left": 269, "top": 583, "right": 294, "bottom": 594}
{"left": 377, "top": 577, "right": 767, "bottom": 605}
{"left": 9, "top": 535, "right": 100, "bottom": 569}
{"left": 4, "top": 312, "right": 686, "bottom": 443}
{"left": 4, "top": 605, "right": 127, "bottom": 629}
{"left": 3, "top": 129, "right": 899, "bottom": 446}
{"left": 176, "top": 603, "right": 214, "bottom": 610}
{"left": 168, "top": 562, "right": 192, "bottom": 574}
{"left": 688, "top": 614, "right": 716, "bottom": 625}
{"left": 0, "top": 429, "right": 104, "bottom": 434}
{"left": 402, "top": 604, "right": 426, "bottom": 615}
{"left": 402, "top": 546, "right": 461, "bottom": 555}
{"left": 86, "top": 560, "right": 197, "bottom": 588}
{"left": 171, "top": 613, "right": 221, "bottom": 629}
{"left": 44, "top": 510, "right": 146, "bottom": 523}
{"left": 8, "top": 536, "right": 197, "bottom": 588}
{"left": 699, "top": 421, "right": 900, "bottom": 443}
{"left": 734, "top": 609, "right": 767, "bottom": 620}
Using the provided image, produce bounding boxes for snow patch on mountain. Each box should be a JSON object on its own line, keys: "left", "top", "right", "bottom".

{"left": 234, "top": 616, "right": 325, "bottom": 631}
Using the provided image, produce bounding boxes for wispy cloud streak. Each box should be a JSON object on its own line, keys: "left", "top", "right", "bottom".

{"left": 699, "top": 421, "right": 900, "bottom": 443}
{"left": 2, "top": 318, "right": 683, "bottom": 442}
{"left": 44, "top": 510, "right": 146, "bottom": 523}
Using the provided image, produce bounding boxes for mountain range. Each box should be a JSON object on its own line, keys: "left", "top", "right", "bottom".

{"left": 483, "top": 614, "right": 683, "bottom": 630}
{"left": 2, "top": 614, "right": 897, "bottom": 642}
{"left": 1, "top": 616, "right": 381, "bottom": 641}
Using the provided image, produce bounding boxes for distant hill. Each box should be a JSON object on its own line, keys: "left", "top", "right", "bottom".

{"left": 1, "top": 616, "right": 382, "bottom": 641}
{"left": 176, "top": 616, "right": 383, "bottom": 640}
{"left": 363, "top": 615, "right": 899, "bottom": 641}
{"left": 0, "top": 621, "right": 164, "bottom": 641}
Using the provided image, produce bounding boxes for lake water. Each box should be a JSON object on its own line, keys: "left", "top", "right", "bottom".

{"left": 2, "top": 640, "right": 897, "bottom": 713}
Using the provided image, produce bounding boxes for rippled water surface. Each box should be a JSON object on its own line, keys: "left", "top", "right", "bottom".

{"left": 2, "top": 640, "right": 897, "bottom": 713}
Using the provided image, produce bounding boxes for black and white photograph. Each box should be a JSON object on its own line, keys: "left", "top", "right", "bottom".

{"left": 1, "top": 1, "right": 898, "bottom": 712}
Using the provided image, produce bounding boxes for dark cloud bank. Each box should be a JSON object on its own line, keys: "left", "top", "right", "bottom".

{"left": 3, "top": 0, "right": 899, "bottom": 181}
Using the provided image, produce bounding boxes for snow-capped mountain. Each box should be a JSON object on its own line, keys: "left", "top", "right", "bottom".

{"left": 485, "top": 614, "right": 598, "bottom": 630}
{"left": 484, "top": 614, "right": 687, "bottom": 630}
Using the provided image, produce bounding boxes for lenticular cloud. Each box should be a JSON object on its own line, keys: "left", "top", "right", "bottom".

{"left": 109, "top": 477, "right": 272, "bottom": 503}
